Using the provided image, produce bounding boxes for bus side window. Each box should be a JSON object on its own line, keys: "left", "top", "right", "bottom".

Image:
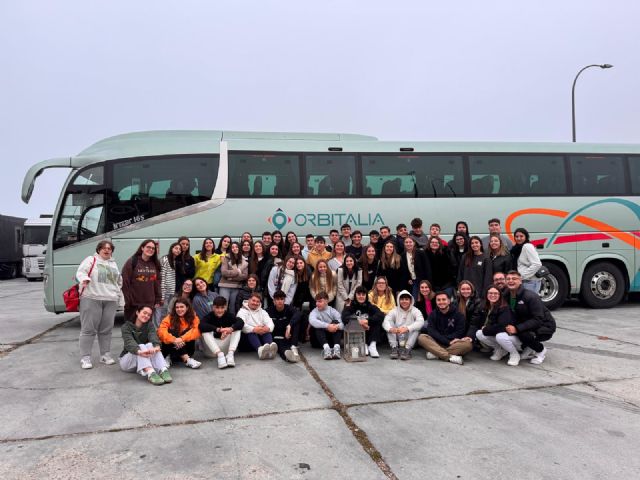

{"left": 629, "top": 156, "right": 640, "bottom": 194}
{"left": 570, "top": 156, "right": 625, "bottom": 195}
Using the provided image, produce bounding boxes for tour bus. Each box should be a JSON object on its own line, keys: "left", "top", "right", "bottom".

{"left": 22, "top": 130, "right": 640, "bottom": 313}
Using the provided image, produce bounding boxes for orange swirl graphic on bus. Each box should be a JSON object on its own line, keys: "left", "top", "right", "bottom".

{"left": 505, "top": 200, "right": 640, "bottom": 250}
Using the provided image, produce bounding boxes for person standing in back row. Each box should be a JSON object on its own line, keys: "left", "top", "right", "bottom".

{"left": 122, "top": 239, "right": 162, "bottom": 322}
{"left": 481, "top": 218, "right": 513, "bottom": 251}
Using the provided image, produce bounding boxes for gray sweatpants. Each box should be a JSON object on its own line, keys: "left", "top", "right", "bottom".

{"left": 119, "top": 343, "right": 167, "bottom": 373}
{"left": 201, "top": 331, "right": 241, "bottom": 357}
{"left": 79, "top": 297, "right": 117, "bottom": 358}
{"left": 386, "top": 330, "right": 420, "bottom": 349}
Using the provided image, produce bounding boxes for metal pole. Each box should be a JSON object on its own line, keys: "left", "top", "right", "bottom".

{"left": 572, "top": 64, "right": 613, "bottom": 142}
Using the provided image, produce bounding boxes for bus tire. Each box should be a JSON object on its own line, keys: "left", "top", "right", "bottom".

{"left": 539, "top": 262, "right": 568, "bottom": 310}
{"left": 580, "top": 261, "right": 625, "bottom": 309}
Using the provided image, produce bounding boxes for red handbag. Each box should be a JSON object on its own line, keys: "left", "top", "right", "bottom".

{"left": 63, "top": 257, "right": 96, "bottom": 312}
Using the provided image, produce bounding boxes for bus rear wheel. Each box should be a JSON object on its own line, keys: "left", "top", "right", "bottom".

{"left": 580, "top": 262, "right": 625, "bottom": 308}
{"left": 539, "top": 262, "right": 568, "bottom": 310}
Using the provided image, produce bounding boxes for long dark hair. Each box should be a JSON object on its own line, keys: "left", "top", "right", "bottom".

{"left": 294, "top": 256, "right": 310, "bottom": 283}
{"left": 360, "top": 244, "right": 378, "bottom": 285}
{"left": 510, "top": 227, "right": 530, "bottom": 263}
{"left": 131, "top": 239, "right": 161, "bottom": 270}
{"left": 166, "top": 242, "right": 180, "bottom": 270}
{"left": 227, "top": 241, "right": 243, "bottom": 266}
{"left": 169, "top": 297, "right": 196, "bottom": 333}
{"left": 249, "top": 240, "right": 266, "bottom": 274}
{"left": 199, "top": 237, "right": 216, "bottom": 262}
{"left": 464, "top": 235, "right": 484, "bottom": 266}
{"left": 484, "top": 284, "right": 507, "bottom": 311}
{"left": 341, "top": 253, "right": 359, "bottom": 279}
{"left": 216, "top": 235, "right": 232, "bottom": 254}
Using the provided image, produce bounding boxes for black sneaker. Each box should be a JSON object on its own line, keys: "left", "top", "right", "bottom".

{"left": 400, "top": 348, "right": 412, "bottom": 360}
{"left": 390, "top": 346, "right": 400, "bottom": 359}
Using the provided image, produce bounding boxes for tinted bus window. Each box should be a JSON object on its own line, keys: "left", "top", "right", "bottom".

{"left": 362, "top": 154, "right": 464, "bottom": 197}
{"left": 629, "top": 156, "right": 640, "bottom": 194}
{"left": 109, "top": 156, "right": 218, "bottom": 229}
{"left": 228, "top": 153, "right": 300, "bottom": 197}
{"left": 469, "top": 155, "right": 566, "bottom": 195}
{"left": 305, "top": 155, "right": 355, "bottom": 197}
{"left": 570, "top": 155, "right": 626, "bottom": 195}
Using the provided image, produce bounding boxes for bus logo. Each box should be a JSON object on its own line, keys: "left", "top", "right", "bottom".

{"left": 268, "top": 208, "right": 292, "bottom": 230}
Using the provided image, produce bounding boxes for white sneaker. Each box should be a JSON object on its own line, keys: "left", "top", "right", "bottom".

{"left": 268, "top": 342, "right": 278, "bottom": 359}
{"left": 226, "top": 351, "right": 235, "bottom": 367}
{"left": 291, "top": 345, "right": 300, "bottom": 362}
{"left": 284, "top": 349, "right": 299, "bottom": 362}
{"left": 507, "top": 351, "right": 521, "bottom": 366}
{"left": 323, "top": 345, "right": 332, "bottom": 360}
{"left": 185, "top": 357, "right": 201, "bottom": 369}
{"left": 258, "top": 345, "right": 268, "bottom": 360}
{"left": 217, "top": 354, "right": 228, "bottom": 369}
{"left": 368, "top": 343, "right": 379, "bottom": 358}
{"left": 332, "top": 344, "right": 341, "bottom": 359}
{"left": 490, "top": 346, "right": 508, "bottom": 361}
{"left": 426, "top": 352, "right": 437, "bottom": 360}
{"left": 164, "top": 355, "right": 172, "bottom": 367}
{"left": 530, "top": 347, "right": 547, "bottom": 365}
{"left": 449, "top": 355, "right": 463, "bottom": 365}
{"left": 520, "top": 347, "right": 536, "bottom": 360}
{"left": 100, "top": 353, "right": 115, "bottom": 365}
{"left": 80, "top": 356, "right": 93, "bottom": 369}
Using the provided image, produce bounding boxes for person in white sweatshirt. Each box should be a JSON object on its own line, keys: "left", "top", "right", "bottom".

{"left": 75, "top": 240, "right": 123, "bottom": 370}
{"left": 510, "top": 227, "right": 543, "bottom": 293}
{"left": 309, "top": 292, "right": 344, "bottom": 360}
{"left": 267, "top": 255, "right": 298, "bottom": 306}
{"left": 382, "top": 290, "right": 425, "bottom": 360}
{"left": 237, "top": 292, "right": 277, "bottom": 360}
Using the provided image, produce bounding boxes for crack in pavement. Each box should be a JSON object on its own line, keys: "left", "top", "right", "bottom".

{"left": 298, "top": 352, "right": 399, "bottom": 480}
{"left": 555, "top": 326, "right": 640, "bottom": 347}
{"left": 545, "top": 342, "right": 640, "bottom": 360}
{"left": 0, "top": 317, "right": 78, "bottom": 358}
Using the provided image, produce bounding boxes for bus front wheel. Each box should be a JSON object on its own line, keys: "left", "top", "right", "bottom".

{"left": 539, "top": 262, "right": 568, "bottom": 310}
{"left": 580, "top": 262, "right": 625, "bottom": 308}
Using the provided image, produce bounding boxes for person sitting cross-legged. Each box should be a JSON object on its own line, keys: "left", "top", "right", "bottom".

{"left": 418, "top": 291, "right": 472, "bottom": 365}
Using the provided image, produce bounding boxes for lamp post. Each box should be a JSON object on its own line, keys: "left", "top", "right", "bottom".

{"left": 572, "top": 64, "right": 613, "bottom": 142}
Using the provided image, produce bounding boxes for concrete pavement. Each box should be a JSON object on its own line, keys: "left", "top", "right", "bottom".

{"left": 1, "top": 278, "right": 639, "bottom": 479}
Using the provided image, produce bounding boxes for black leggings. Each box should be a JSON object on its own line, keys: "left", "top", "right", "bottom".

{"left": 518, "top": 331, "right": 552, "bottom": 353}
{"left": 161, "top": 340, "right": 196, "bottom": 360}
{"left": 311, "top": 327, "right": 343, "bottom": 348}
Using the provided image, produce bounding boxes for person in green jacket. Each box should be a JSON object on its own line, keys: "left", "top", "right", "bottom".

{"left": 119, "top": 306, "right": 172, "bottom": 385}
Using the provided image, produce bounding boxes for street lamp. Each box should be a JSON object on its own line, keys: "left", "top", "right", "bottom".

{"left": 572, "top": 64, "right": 613, "bottom": 142}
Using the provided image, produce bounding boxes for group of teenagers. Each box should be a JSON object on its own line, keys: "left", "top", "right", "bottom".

{"left": 74, "top": 216, "right": 555, "bottom": 386}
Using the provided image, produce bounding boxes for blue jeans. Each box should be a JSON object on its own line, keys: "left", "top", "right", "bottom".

{"left": 522, "top": 279, "right": 541, "bottom": 294}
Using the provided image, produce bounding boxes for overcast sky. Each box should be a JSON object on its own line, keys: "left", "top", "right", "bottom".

{"left": 1, "top": 1, "right": 638, "bottom": 219}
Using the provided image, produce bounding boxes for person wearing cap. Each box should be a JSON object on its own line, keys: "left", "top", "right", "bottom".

{"left": 342, "top": 286, "right": 384, "bottom": 358}
{"left": 418, "top": 291, "right": 471, "bottom": 365}
{"left": 267, "top": 290, "right": 302, "bottom": 362}
{"left": 306, "top": 236, "right": 332, "bottom": 270}
{"left": 382, "top": 290, "right": 424, "bottom": 360}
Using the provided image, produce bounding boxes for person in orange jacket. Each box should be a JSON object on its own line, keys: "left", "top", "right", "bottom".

{"left": 157, "top": 298, "right": 202, "bottom": 369}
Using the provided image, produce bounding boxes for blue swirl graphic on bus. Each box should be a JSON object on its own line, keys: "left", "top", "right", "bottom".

{"left": 267, "top": 208, "right": 291, "bottom": 230}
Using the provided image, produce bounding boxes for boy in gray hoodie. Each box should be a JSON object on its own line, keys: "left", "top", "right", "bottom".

{"left": 382, "top": 290, "right": 425, "bottom": 360}
{"left": 309, "top": 292, "right": 344, "bottom": 360}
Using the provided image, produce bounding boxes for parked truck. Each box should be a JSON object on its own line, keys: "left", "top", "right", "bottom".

{"left": 22, "top": 215, "right": 52, "bottom": 281}
{"left": 0, "top": 214, "right": 26, "bottom": 279}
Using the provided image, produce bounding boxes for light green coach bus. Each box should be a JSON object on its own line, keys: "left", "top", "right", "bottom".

{"left": 22, "top": 130, "right": 640, "bottom": 312}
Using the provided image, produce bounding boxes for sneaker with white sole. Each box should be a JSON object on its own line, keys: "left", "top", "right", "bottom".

{"left": 217, "top": 354, "right": 228, "bottom": 369}
{"left": 530, "top": 347, "right": 547, "bottom": 365}
{"left": 185, "top": 357, "right": 202, "bottom": 369}
{"left": 490, "top": 346, "right": 508, "bottom": 361}
{"left": 332, "top": 344, "right": 341, "bottom": 359}
{"left": 80, "top": 356, "right": 93, "bottom": 369}
{"left": 268, "top": 342, "right": 278, "bottom": 359}
{"left": 284, "top": 349, "right": 298, "bottom": 362}
{"left": 100, "top": 353, "right": 115, "bottom": 365}
{"left": 449, "top": 355, "right": 463, "bottom": 365}
{"left": 520, "top": 347, "right": 536, "bottom": 360}
{"left": 368, "top": 343, "right": 379, "bottom": 358}
{"left": 426, "top": 352, "right": 437, "bottom": 360}
{"left": 258, "top": 345, "right": 268, "bottom": 360}
{"left": 291, "top": 345, "right": 300, "bottom": 362}
{"left": 507, "top": 351, "right": 521, "bottom": 366}
{"left": 164, "top": 355, "right": 172, "bottom": 367}
{"left": 226, "top": 351, "right": 236, "bottom": 367}
{"left": 323, "top": 345, "right": 332, "bottom": 360}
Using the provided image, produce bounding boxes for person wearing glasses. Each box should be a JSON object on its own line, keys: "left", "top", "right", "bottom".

{"left": 122, "top": 239, "right": 162, "bottom": 322}
{"left": 76, "top": 240, "right": 122, "bottom": 370}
